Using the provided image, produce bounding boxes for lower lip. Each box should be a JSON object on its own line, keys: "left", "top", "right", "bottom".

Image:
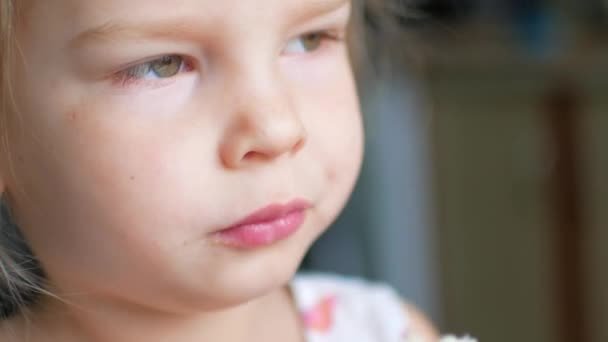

{"left": 211, "top": 210, "right": 307, "bottom": 249}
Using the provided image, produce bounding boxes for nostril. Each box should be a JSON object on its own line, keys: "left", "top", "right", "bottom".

{"left": 243, "top": 151, "right": 261, "bottom": 160}
{"left": 291, "top": 137, "right": 306, "bottom": 155}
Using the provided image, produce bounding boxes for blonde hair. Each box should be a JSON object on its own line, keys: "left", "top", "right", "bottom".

{"left": 0, "top": 0, "right": 52, "bottom": 322}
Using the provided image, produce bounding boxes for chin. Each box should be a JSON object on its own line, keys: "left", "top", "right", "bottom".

{"left": 171, "top": 229, "right": 313, "bottom": 312}
{"left": 229, "top": 236, "right": 311, "bottom": 297}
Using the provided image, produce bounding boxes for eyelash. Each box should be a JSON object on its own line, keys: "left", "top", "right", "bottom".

{"left": 112, "top": 30, "right": 344, "bottom": 88}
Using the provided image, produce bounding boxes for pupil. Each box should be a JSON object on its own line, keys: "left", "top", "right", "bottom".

{"left": 303, "top": 34, "right": 321, "bottom": 51}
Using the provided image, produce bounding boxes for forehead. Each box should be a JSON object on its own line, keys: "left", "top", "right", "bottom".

{"left": 21, "top": 0, "right": 351, "bottom": 48}
{"left": 25, "top": 0, "right": 349, "bottom": 28}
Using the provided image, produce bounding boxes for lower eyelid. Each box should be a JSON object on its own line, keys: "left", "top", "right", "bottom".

{"left": 111, "top": 74, "right": 182, "bottom": 89}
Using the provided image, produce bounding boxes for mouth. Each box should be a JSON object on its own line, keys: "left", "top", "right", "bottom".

{"left": 210, "top": 199, "right": 312, "bottom": 249}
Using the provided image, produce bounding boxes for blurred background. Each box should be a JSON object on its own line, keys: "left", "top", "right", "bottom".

{"left": 299, "top": 1, "right": 607, "bottom": 341}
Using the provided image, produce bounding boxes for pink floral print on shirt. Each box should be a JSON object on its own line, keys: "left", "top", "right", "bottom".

{"left": 301, "top": 294, "right": 338, "bottom": 333}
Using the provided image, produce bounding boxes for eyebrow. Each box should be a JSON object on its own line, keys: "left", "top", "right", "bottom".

{"left": 69, "top": 0, "right": 350, "bottom": 48}
{"left": 69, "top": 20, "right": 195, "bottom": 48}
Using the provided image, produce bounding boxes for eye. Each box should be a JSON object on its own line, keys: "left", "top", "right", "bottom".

{"left": 283, "top": 31, "right": 339, "bottom": 55}
{"left": 116, "top": 55, "right": 192, "bottom": 83}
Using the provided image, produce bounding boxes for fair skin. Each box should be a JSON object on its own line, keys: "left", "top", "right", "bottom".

{"left": 0, "top": 0, "right": 437, "bottom": 341}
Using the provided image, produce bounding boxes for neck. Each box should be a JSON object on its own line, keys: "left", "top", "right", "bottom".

{"left": 2, "top": 285, "right": 303, "bottom": 342}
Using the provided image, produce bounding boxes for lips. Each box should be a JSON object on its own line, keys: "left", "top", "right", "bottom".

{"left": 211, "top": 199, "right": 312, "bottom": 249}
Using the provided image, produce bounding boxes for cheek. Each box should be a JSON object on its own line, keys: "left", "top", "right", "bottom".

{"left": 311, "top": 107, "right": 363, "bottom": 230}
{"left": 303, "top": 60, "right": 363, "bottom": 177}
{"left": 293, "top": 58, "right": 364, "bottom": 220}
{"left": 61, "top": 106, "right": 219, "bottom": 241}
{"left": 9, "top": 96, "right": 223, "bottom": 286}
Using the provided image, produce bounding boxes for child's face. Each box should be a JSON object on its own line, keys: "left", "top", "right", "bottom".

{"left": 5, "top": 0, "right": 362, "bottom": 311}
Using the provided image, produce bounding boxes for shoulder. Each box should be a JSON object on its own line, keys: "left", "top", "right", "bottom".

{"left": 403, "top": 301, "right": 439, "bottom": 341}
{"left": 291, "top": 272, "right": 438, "bottom": 341}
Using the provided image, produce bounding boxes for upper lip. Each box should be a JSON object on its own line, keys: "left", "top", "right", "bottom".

{"left": 221, "top": 199, "right": 312, "bottom": 231}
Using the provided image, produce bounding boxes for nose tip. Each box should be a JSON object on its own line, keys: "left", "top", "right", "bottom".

{"left": 220, "top": 118, "right": 307, "bottom": 169}
{"left": 243, "top": 128, "right": 307, "bottom": 160}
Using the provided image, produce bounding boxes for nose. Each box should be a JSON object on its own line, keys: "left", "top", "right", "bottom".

{"left": 219, "top": 85, "right": 307, "bottom": 169}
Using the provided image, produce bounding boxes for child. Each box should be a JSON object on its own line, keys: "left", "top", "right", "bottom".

{"left": 0, "top": 0, "right": 441, "bottom": 341}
